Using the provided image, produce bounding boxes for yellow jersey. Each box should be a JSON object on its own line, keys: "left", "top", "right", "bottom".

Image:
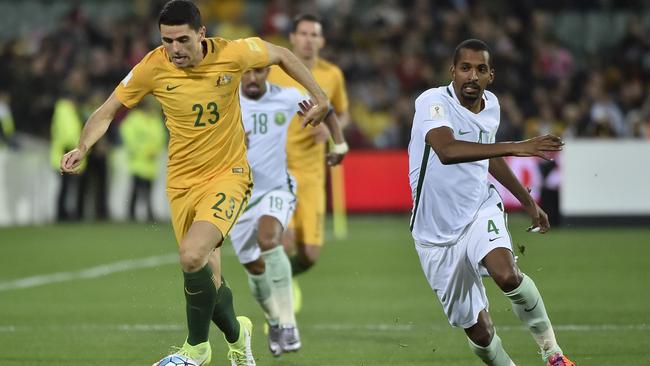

{"left": 267, "top": 58, "right": 348, "bottom": 177}
{"left": 115, "top": 37, "right": 269, "bottom": 189}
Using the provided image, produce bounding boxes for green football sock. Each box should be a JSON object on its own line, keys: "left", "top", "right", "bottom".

{"left": 263, "top": 246, "right": 295, "bottom": 325}
{"left": 247, "top": 268, "right": 279, "bottom": 326}
{"left": 183, "top": 264, "right": 217, "bottom": 346}
{"left": 505, "top": 273, "right": 562, "bottom": 360}
{"left": 468, "top": 333, "right": 514, "bottom": 366}
{"left": 290, "top": 254, "right": 311, "bottom": 276}
{"left": 211, "top": 276, "right": 240, "bottom": 343}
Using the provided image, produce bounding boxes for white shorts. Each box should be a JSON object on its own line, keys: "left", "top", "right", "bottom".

{"left": 415, "top": 188, "right": 513, "bottom": 329}
{"left": 230, "top": 189, "right": 296, "bottom": 264}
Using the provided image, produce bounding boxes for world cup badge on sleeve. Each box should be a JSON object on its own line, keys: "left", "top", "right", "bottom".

{"left": 429, "top": 103, "right": 445, "bottom": 120}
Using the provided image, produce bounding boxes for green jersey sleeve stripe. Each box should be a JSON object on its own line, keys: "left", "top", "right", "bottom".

{"left": 410, "top": 145, "right": 431, "bottom": 232}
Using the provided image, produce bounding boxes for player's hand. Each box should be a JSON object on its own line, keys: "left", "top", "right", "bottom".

{"left": 60, "top": 148, "right": 86, "bottom": 174}
{"left": 326, "top": 141, "right": 349, "bottom": 166}
{"left": 297, "top": 99, "right": 328, "bottom": 127}
{"left": 514, "top": 134, "right": 564, "bottom": 161}
{"left": 326, "top": 152, "right": 345, "bottom": 166}
{"left": 523, "top": 200, "right": 550, "bottom": 234}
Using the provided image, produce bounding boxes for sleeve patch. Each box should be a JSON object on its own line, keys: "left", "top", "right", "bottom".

{"left": 429, "top": 103, "right": 445, "bottom": 120}
{"left": 245, "top": 39, "right": 261, "bottom": 52}
{"left": 121, "top": 70, "right": 133, "bottom": 87}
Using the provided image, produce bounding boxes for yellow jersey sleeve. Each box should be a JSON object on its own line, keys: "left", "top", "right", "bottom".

{"left": 228, "top": 37, "right": 269, "bottom": 71}
{"left": 114, "top": 51, "right": 158, "bottom": 108}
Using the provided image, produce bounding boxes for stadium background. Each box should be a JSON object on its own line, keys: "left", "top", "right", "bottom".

{"left": 0, "top": 1, "right": 649, "bottom": 365}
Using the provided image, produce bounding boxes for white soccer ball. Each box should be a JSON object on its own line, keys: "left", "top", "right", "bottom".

{"left": 156, "top": 355, "right": 199, "bottom": 366}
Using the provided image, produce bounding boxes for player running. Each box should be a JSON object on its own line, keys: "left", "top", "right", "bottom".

{"left": 408, "top": 39, "right": 575, "bottom": 366}
{"left": 60, "top": 1, "right": 330, "bottom": 365}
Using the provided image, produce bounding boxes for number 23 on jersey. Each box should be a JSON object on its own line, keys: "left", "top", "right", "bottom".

{"left": 193, "top": 102, "right": 220, "bottom": 127}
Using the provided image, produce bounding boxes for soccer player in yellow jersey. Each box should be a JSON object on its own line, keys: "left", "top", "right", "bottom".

{"left": 267, "top": 14, "right": 349, "bottom": 283}
{"left": 59, "top": 1, "right": 329, "bottom": 365}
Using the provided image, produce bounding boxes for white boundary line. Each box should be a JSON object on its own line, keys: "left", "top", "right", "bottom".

{"left": 0, "top": 323, "right": 647, "bottom": 333}
{"left": 313, "top": 323, "right": 650, "bottom": 332}
{"left": 0, "top": 253, "right": 178, "bottom": 292}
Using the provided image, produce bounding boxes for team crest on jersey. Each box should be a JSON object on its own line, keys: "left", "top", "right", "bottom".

{"left": 274, "top": 112, "right": 286, "bottom": 125}
{"left": 216, "top": 74, "right": 233, "bottom": 87}
{"left": 429, "top": 103, "right": 445, "bottom": 119}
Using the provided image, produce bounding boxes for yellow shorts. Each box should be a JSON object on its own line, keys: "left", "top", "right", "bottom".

{"left": 167, "top": 173, "right": 253, "bottom": 246}
{"left": 289, "top": 173, "right": 325, "bottom": 246}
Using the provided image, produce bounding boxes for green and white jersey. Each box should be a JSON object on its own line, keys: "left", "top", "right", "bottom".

{"left": 239, "top": 82, "right": 302, "bottom": 202}
{"left": 408, "top": 82, "right": 501, "bottom": 246}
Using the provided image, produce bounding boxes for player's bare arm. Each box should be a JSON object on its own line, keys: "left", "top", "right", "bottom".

{"left": 322, "top": 108, "right": 348, "bottom": 166}
{"left": 297, "top": 100, "right": 329, "bottom": 142}
{"left": 60, "top": 92, "right": 124, "bottom": 174}
{"left": 489, "top": 157, "right": 550, "bottom": 233}
{"left": 264, "top": 41, "right": 328, "bottom": 126}
{"left": 323, "top": 109, "right": 346, "bottom": 146}
{"left": 425, "top": 127, "right": 564, "bottom": 165}
{"left": 334, "top": 110, "right": 350, "bottom": 129}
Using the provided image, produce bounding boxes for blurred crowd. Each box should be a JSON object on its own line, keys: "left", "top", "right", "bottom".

{"left": 0, "top": 0, "right": 647, "bottom": 223}
{"left": 1, "top": 0, "right": 649, "bottom": 150}
{"left": 302, "top": 0, "right": 650, "bottom": 148}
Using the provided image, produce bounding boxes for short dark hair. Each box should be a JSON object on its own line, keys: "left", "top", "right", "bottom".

{"left": 291, "top": 13, "right": 322, "bottom": 33}
{"left": 453, "top": 39, "right": 492, "bottom": 66}
{"left": 158, "top": 0, "right": 202, "bottom": 30}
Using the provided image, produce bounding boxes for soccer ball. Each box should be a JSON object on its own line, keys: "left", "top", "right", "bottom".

{"left": 155, "top": 355, "right": 199, "bottom": 366}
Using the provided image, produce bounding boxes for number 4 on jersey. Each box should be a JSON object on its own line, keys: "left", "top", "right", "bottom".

{"left": 487, "top": 219, "right": 500, "bottom": 235}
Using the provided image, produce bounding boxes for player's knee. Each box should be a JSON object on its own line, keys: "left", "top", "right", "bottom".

{"left": 467, "top": 324, "right": 494, "bottom": 347}
{"left": 305, "top": 255, "right": 317, "bottom": 267}
{"left": 302, "top": 245, "right": 320, "bottom": 265}
{"left": 257, "top": 232, "right": 280, "bottom": 251}
{"left": 179, "top": 247, "right": 206, "bottom": 273}
{"left": 473, "top": 330, "right": 494, "bottom": 348}
{"left": 493, "top": 269, "right": 523, "bottom": 292}
{"left": 244, "top": 258, "right": 266, "bottom": 275}
{"left": 281, "top": 230, "right": 295, "bottom": 251}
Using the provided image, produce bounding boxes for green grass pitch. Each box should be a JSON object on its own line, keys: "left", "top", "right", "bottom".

{"left": 1, "top": 215, "right": 649, "bottom": 365}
